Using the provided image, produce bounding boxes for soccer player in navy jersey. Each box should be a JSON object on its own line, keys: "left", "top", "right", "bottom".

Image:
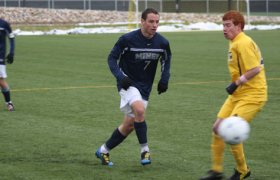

{"left": 0, "top": 18, "right": 15, "bottom": 111}
{"left": 96, "top": 8, "right": 172, "bottom": 166}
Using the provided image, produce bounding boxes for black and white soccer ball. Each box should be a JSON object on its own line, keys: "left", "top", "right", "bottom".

{"left": 218, "top": 116, "right": 250, "bottom": 145}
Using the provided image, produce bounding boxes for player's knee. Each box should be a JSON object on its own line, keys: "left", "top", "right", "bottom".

{"left": 134, "top": 107, "right": 145, "bottom": 120}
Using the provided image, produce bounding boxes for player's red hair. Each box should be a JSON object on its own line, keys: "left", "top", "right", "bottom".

{"left": 223, "top": 10, "right": 245, "bottom": 30}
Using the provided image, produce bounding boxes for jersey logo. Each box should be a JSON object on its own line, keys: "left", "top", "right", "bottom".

{"left": 228, "top": 52, "right": 232, "bottom": 61}
{"left": 135, "top": 52, "right": 160, "bottom": 60}
{"left": 260, "top": 58, "right": 264, "bottom": 65}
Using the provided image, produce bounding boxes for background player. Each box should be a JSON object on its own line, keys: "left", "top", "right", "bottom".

{"left": 0, "top": 18, "right": 15, "bottom": 111}
{"left": 95, "top": 8, "right": 172, "bottom": 166}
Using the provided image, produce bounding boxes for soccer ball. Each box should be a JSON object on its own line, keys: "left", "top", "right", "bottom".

{"left": 217, "top": 116, "right": 250, "bottom": 145}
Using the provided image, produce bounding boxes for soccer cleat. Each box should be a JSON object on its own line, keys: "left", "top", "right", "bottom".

{"left": 228, "top": 168, "right": 251, "bottom": 180}
{"left": 95, "top": 148, "right": 113, "bottom": 166}
{"left": 140, "top": 151, "right": 151, "bottom": 165}
{"left": 200, "top": 170, "right": 224, "bottom": 180}
{"left": 6, "top": 102, "right": 15, "bottom": 111}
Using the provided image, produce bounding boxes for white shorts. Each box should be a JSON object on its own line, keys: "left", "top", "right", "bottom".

{"left": 0, "top": 65, "right": 7, "bottom": 78}
{"left": 119, "top": 86, "right": 148, "bottom": 117}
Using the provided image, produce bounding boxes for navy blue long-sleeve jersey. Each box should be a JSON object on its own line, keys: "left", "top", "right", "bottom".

{"left": 108, "top": 29, "right": 171, "bottom": 100}
{"left": 0, "top": 19, "right": 15, "bottom": 65}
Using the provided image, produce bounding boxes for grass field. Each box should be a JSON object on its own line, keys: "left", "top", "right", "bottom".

{"left": 0, "top": 30, "right": 279, "bottom": 180}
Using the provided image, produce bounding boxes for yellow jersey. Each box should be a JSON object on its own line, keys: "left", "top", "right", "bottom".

{"left": 227, "top": 32, "right": 267, "bottom": 101}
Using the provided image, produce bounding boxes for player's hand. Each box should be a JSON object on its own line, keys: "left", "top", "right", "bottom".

{"left": 121, "top": 77, "right": 132, "bottom": 90}
{"left": 157, "top": 82, "right": 168, "bottom": 94}
{"left": 226, "top": 82, "right": 238, "bottom": 95}
{"left": 6, "top": 53, "right": 14, "bottom": 64}
{"left": 212, "top": 119, "right": 223, "bottom": 135}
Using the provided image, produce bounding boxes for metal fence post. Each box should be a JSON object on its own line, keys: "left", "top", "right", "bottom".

{"left": 266, "top": 0, "right": 269, "bottom": 15}
{"left": 145, "top": 0, "right": 147, "bottom": 9}
{"left": 228, "top": 0, "right": 232, "bottom": 10}
{"left": 206, "top": 0, "right": 209, "bottom": 14}
{"left": 237, "top": 0, "right": 239, "bottom": 11}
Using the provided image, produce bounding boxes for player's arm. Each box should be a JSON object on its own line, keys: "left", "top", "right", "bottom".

{"left": 226, "top": 66, "right": 261, "bottom": 94}
{"left": 108, "top": 37, "right": 126, "bottom": 81}
{"left": 5, "top": 22, "right": 15, "bottom": 64}
{"left": 157, "top": 42, "right": 171, "bottom": 94}
{"left": 8, "top": 34, "right": 15, "bottom": 54}
{"left": 235, "top": 66, "right": 261, "bottom": 86}
{"left": 108, "top": 37, "right": 132, "bottom": 90}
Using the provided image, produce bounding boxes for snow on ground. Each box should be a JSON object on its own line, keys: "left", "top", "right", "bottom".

{"left": 13, "top": 22, "right": 280, "bottom": 36}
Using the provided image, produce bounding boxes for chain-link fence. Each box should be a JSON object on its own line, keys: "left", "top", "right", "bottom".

{"left": 164, "top": 0, "right": 280, "bottom": 14}
{"left": 1, "top": 0, "right": 280, "bottom": 14}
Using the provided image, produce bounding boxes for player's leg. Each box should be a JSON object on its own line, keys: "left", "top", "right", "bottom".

{"left": 200, "top": 97, "right": 234, "bottom": 180}
{"left": 200, "top": 132, "right": 226, "bottom": 180}
{"left": 0, "top": 79, "right": 14, "bottom": 111}
{"left": 131, "top": 100, "right": 151, "bottom": 165}
{"left": 96, "top": 86, "right": 147, "bottom": 166}
{"left": 0, "top": 65, "right": 14, "bottom": 111}
{"left": 228, "top": 143, "right": 251, "bottom": 180}
{"left": 96, "top": 115, "right": 134, "bottom": 166}
{"left": 228, "top": 100, "right": 266, "bottom": 179}
{"left": 120, "top": 86, "right": 150, "bottom": 165}
{"left": 118, "top": 86, "right": 150, "bottom": 165}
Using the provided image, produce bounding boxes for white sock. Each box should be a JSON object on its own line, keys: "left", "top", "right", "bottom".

{"left": 100, "top": 144, "right": 109, "bottom": 154}
{"left": 140, "top": 143, "right": 149, "bottom": 153}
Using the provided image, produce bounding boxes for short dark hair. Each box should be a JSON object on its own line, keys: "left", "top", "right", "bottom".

{"left": 141, "top": 8, "right": 159, "bottom": 20}
{"left": 223, "top": 10, "right": 245, "bottom": 30}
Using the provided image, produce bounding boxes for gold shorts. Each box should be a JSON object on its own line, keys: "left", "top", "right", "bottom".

{"left": 217, "top": 96, "right": 266, "bottom": 122}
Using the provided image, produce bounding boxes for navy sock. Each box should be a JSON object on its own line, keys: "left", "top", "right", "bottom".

{"left": 134, "top": 121, "right": 147, "bottom": 144}
{"left": 105, "top": 128, "right": 126, "bottom": 150}
{"left": 2, "top": 90, "right": 11, "bottom": 103}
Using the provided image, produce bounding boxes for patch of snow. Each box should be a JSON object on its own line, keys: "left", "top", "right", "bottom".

{"left": 13, "top": 22, "right": 280, "bottom": 36}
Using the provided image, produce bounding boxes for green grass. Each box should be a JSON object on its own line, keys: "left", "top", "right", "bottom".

{"left": 0, "top": 30, "right": 280, "bottom": 180}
